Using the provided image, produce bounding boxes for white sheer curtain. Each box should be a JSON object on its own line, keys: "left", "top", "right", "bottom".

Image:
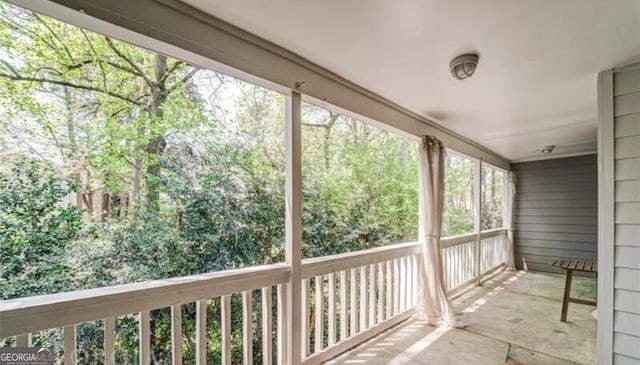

{"left": 505, "top": 171, "right": 517, "bottom": 270}
{"left": 417, "top": 135, "right": 459, "bottom": 327}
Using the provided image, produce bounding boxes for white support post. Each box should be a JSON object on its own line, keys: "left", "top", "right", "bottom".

{"left": 285, "top": 91, "right": 303, "bottom": 365}
{"left": 596, "top": 69, "right": 615, "bottom": 365}
{"left": 501, "top": 170, "right": 509, "bottom": 264}
{"left": 473, "top": 159, "right": 482, "bottom": 285}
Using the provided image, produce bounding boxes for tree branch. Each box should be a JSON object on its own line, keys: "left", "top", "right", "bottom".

{"left": 167, "top": 68, "right": 200, "bottom": 94}
{"left": 159, "top": 60, "right": 185, "bottom": 84}
{"left": 0, "top": 72, "right": 145, "bottom": 108}
{"left": 79, "top": 28, "right": 107, "bottom": 90}
{"left": 33, "top": 13, "right": 76, "bottom": 64}
{"left": 104, "top": 37, "right": 152, "bottom": 87}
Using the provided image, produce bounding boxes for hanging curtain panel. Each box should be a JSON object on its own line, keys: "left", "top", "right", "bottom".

{"left": 417, "top": 135, "right": 460, "bottom": 327}
{"left": 505, "top": 171, "right": 517, "bottom": 270}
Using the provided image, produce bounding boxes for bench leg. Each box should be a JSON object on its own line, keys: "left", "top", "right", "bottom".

{"left": 561, "top": 269, "right": 573, "bottom": 322}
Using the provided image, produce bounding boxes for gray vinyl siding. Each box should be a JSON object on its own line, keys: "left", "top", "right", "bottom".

{"left": 512, "top": 155, "right": 598, "bottom": 274}
{"left": 612, "top": 66, "right": 640, "bottom": 363}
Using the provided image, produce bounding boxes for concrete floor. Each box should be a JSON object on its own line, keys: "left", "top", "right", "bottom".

{"left": 326, "top": 270, "right": 597, "bottom": 365}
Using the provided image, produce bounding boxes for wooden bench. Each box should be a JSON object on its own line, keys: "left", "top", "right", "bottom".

{"left": 550, "top": 259, "right": 597, "bottom": 322}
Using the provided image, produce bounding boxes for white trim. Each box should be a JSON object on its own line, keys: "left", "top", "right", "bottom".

{"left": 613, "top": 61, "right": 640, "bottom": 73}
{"left": 511, "top": 150, "right": 597, "bottom": 163}
{"left": 285, "top": 91, "right": 303, "bottom": 365}
{"left": 597, "top": 69, "right": 614, "bottom": 365}
{"left": 7, "top": 0, "right": 510, "bottom": 170}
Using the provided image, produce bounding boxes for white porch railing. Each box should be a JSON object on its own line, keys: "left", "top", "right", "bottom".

{"left": 0, "top": 232, "right": 505, "bottom": 364}
{"left": 300, "top": 242, "right": 420, "bottom": 365}
{"left": 0, "top": 242, "right": 420, "bottom": 365}
{"left": 440, "top": 228, "right": 507, "bottom": 292}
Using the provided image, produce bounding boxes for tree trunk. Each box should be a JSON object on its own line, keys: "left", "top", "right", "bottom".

{"left": 144, "top": 54, "right": 169, "bottom": 210}
{"left": 101, "top": 192, "right": 110, "bottom": 221}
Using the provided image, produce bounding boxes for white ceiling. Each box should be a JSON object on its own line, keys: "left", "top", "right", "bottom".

{"left": 182, "top": 0, "right": 640, "bottom": 162}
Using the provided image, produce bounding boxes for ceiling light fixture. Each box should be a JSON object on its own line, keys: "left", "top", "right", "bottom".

{"left": 540, "top": 145, "right": 555, "bottom": 154}
{"left": 449, "top": 53, "right": 479, "bottom": 80}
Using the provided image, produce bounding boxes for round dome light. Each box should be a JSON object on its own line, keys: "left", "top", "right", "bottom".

{"left": 449, "top": 53, "right": 479, "bottom": 80}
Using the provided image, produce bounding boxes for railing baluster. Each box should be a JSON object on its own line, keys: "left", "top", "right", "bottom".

{"left": 368, "top": 264, "right": 375, "bottom": 325}
{"left": 385, "top": 260, "right": 393, "bottom": 319}
{"left": 262, "top": 287, "right": 272, "bottom": 365}
{"left": 339, "top": 270, "right": 348, "bottom": 341}
{"left": 328, "top": 273, "right": 336, "bottom": 346}
{"left": 393, "top": 259, "right": 400, "bottom": 315}
{"left": 349, "top": 268, "right": 357, "bottom": 336}
{"left": 139, "top": 311, "right": 150, "bottom": 365}
{"left": 359, "top": 266, "right": 367, "bottom": 331}
{"left": 301, "top": 278, "right": 309, "bottom": 357}
{"left": 377, "top": 262, "right": 384, "bottom": 322}
{"left": 104, "top": 317, "right": 115, "bottom": 365}
{"left": 171, "top": 305, "right": 182, "bottom": 365}
{"left": 276, "top": 284, "right": 287, "bottom": 365}
{"left": 414, "top": 254, "right": 420, "bottom": 306}
{"left": 196, "top": 300, "right": 207, "bottom": 365}
{"left": 315, "top": 276, "right": 324, "bottom": 352}
{"left": 399, "top": 257, "right": 406, "bottom": 311}
{"left": 15, "top": 334, "right": 29, "bottom": 347}
{"left": 222, "top": 295, "right": 231, "bottom": 365}
{"left": 64, "top": 325, "right": 76, "bottom": 364}
{"left": 242, "top": 290, "right": 253, "bottom": 365}
{"left": 406, "top": 257, "right": 412, "bottom": 307}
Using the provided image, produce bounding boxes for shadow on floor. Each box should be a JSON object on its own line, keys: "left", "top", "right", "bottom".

{"left": 326, "top": 270, "right": 596, "bottom": 365}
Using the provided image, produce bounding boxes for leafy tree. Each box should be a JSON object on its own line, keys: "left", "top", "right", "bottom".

{"left": 0, "top": 159, "right": 81, "bottom": 299}
{"left": 0, "top": 2, "right": 202, "bottom": 211}
{"left": 443, "top": 154, "right": 474, "bottom": 236}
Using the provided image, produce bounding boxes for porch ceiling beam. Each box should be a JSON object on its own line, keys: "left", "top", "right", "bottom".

{"left": 11, "top": 0, "right": 510, "bottom": 170}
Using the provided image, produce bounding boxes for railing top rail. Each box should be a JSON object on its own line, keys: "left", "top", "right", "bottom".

{"left": 439, "top": 228, "right": 506, "bottom": 248}
{"left": 301, "top": 242, "right": 421, "bottom": 279}
{"left": 0, "top": 240, "right": 424, "bottom": 338}
{"left": 0, "top": 263, "right": 290, "bottom": 338}
{"left": 439, "top": 232, "right": 476, "bottom": 247}
{"left": 480, "top": 228, "right": 507, "bottom": 239}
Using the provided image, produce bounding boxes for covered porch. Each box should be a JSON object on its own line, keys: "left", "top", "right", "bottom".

{"left": 0, "top": 0, "right": 637, "bottom": 364}
{"left": 1, "top": 229, "right": 598, "bottom": 365}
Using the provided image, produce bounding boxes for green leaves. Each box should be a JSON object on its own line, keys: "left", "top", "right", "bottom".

{"left": 0, "top": 159, "right": 81, "bottom": 299}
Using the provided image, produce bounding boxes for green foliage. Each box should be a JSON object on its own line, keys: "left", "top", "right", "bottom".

{"left": 443, "top": 154, "right": 474, "bottom": 236}
{"left": 0, "top": 160, "right": 81, "bottom": 299}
